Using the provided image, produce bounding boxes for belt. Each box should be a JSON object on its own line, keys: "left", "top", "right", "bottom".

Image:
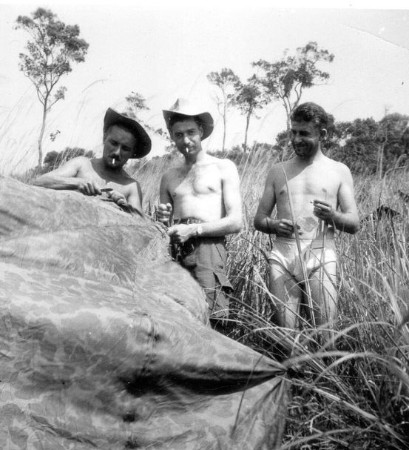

{"left": 169, "top": 218, "right": 204, "bottom": 261}
{"left": 173, "top": 217, "right": 204, "bottom": 225}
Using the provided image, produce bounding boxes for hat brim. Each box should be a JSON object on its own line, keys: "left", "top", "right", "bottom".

{"left": 104, "top": 108, "right": 151, "bottom": 158}
{"left": 162, "top": 111, "right": 214, "bottom": 141}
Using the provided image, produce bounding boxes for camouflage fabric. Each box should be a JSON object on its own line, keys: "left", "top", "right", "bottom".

{"left": 0, "top": 176, "right": 289, "bottom": 450}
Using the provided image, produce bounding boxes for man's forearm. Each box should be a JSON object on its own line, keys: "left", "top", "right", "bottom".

{"left": 33, "top": 175, "right": 81, "bottom": 191}
{"left": 254, "top": 215, "right": 275, "bottom": 234}
{"left": 200, "top": 215, "right": 242, "bottom": 237}
{"left": 181, "top": 215, "right": 242, "bottom": 239}
{"left": 330, "top": 211, "right": 360, "bottom": 234}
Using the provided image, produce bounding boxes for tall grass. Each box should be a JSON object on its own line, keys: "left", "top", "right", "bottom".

{"left": 132, "top": 149, "right": 409, "bottom": 449}
{"left": 17, "top": 147, "right": 409, "bottom": 448}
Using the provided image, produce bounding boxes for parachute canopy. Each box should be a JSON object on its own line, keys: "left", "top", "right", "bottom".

{"left": 0, "top": 177, "right": 289, "bottom": 449}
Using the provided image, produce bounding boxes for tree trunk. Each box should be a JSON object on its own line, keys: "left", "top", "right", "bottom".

{"left": 38, "top": 103, "right": 48, "bottom": 168}
{"left": 377, "top": 142, "right": 384, "bottom": 180}
{"left": 222, "top": 103, "right": 227, "bottom": 152}
{"left": 243, "top": 112, "right": 251, "bottom": 153}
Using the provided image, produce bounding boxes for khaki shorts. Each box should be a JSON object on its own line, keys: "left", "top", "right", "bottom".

{"left": 173, "top": 237, "right": 233, "bottom": 319}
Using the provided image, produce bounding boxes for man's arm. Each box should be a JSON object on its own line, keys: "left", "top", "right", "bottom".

{"left": 157, "top": 172, "right": 173, "bottom": 225}
{"left": 202, "top": 159, "right": 242, "bottom": 235}
{"left": 313, "top": 163, "right": 360, "bottom": 234}
{"left": 254, "top": 167, "right": 297, "bottom": 237}
{"left": 123, "top": 181, "right": 144, "bottom": 217}
{"left": 33, "top": 157, "right": 101, "bottom": 195}
{"left": 167, "top": 160, "right": 243, "bottom": 243}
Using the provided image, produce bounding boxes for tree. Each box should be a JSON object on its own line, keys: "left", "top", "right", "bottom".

{"left": 124, "top": 91, "right": 149, "bottom": 119}
{"left": 253, "top": 41, "right": 334, "bottom": 130}
{"left": 124, "top": 91, "right": 172, "bottom": 150}
{"left": 329, "top": 115, "right": 409, "bottom": 175}
{"left": 377, "top": 113, "right": 409, "bottom": 176}
{"left": 16, "top": 8, "right": 89, "bottom": 167}
{"left": 43, "top": 147, "right": 94, "bottom": 171}
{"left": 207, "top": 68, "right": 240, "bottom": 151}
{"left": 232, "top": 76, "right": 267, "bottom": 152}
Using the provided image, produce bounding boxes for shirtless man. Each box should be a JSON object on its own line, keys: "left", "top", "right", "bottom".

{"left": 34, "top": 108, "right": 151, "bottom": 216}
{"left": 254, "top": 102, "right": 359, "bottom": 345}
{"left": 157, "top": 98, "right": 242, "bottom": 325}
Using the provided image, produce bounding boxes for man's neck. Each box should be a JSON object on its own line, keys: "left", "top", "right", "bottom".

{"left": 294, "top": 147, "right": 324, "bottom": 166}
{"left": 184, "top": 148, "right": 207, "bottom": 166}
{"left": 96, "top": 157, "right": 125, "bottom": 175}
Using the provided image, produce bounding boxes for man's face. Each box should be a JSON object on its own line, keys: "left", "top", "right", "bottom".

{"left": 170, "top": 119, "right": 203, "bottom": 157}
{"left": 290, "top": 120, "right": 322, "bottom": 159}
{"left": 103, "top": 125, "right": 137, "bottom": 169}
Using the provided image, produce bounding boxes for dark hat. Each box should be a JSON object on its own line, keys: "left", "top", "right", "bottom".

{"left": 162, "top": 98, "right": 214, "bottom": 140}
{"left": 103, "top": 108, "right": 151, "bottom": 158}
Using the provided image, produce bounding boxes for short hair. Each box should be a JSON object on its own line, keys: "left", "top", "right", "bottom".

{"left": 291, "top": 102, "right": 329, "bottom": 131}
{"left": 168, "top": 114, "right": 203, "bottom": 132}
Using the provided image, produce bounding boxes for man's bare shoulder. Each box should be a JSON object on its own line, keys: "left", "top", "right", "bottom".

{"left": 160, "top": 164, "right": 183, "bottom": 186}
{"left": 207, "top": 155, "right": 239, "bottom": 173}
{"left": 324, "top": 156, "right": 353, "bottom": 175}
{"left": 267, "top": 161, "right": 287, "bottom": 177}
{"left": 161, "top": 164, "right": 182, "bottom": 177}
{"left": 68, "top": 156, "right": 94, "bottom": 168}
{"left": 122, "top": 168, "right": 138, "bottom": 182}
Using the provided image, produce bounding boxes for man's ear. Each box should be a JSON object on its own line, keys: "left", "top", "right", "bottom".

{"left": 198, "top": 124, "right": 204, "bottom": 139}
{"left": 320, "top": 128, "right": 328, "bottom": 139}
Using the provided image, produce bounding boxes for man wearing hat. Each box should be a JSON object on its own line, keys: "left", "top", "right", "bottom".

{"left": 34, "top": 108, "right": 151, "bottom": 216}
{"left": 157, "top": 98, "right": 243, "bottom": 328}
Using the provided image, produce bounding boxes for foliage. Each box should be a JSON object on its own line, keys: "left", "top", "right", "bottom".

{"left": 17, "top": 144, "right": 409, "bottom": 448}
{"left": 15, "top": 8, "right": 89, "bottom": 167}
{"left": 207, "top": 68, "right": 241, "bottom": 151}
{"left": 329, "top": 114, "right": 409, "bottom": 175}
{"left": 124, "top": 91, "right": 149, "bottom": 118}
{"left": 253, "top": 41, "right": 334, "bottom": 129}
{"left": 269, "top": 113, "right": 409, "bottom": 172}
{"left": 127, "top": 155, "right": 409, "bottom": 449}
{"left": 43, "top": 147, "right": 94, "bottom": 171}
{"left": 124, "top": 91, "right": 172, "bottom": 148}
{"left": 232, "top": 75, "right": 267, "bottom": 152}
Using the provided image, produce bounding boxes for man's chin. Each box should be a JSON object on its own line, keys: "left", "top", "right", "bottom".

{"left": 180, "top": 148, "right": 198, "bottom": 157}
{"left": 295, "top": 148, "right": 312, "bottom": 158}
{"left": 105, "top": 158, "right": 123, "bottom": 169}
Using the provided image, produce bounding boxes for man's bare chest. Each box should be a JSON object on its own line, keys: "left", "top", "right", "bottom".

{"left": 277, "top": 165, "right": 341, "bottom": 199}
{"left": 79, "top": 165, "right": 132, "bottom": 193}
{"left": 170, "top": 166, "right": 222, "bottom": 198}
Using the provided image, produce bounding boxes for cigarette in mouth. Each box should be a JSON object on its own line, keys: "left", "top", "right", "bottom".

{"left": 111, "top": 158, "right": 115, "bottom": 165}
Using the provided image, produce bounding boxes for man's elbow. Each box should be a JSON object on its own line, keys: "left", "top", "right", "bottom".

{"left": 230, "top": 216, "right": 243, "bottom": 234}
{"left": 253, "top": 214, "right": 263, "bottom": 232}
{"left": 348, "top": 221, "right": 360, "bottom": 234}
{"left": 340, "top": 218, "right": 360, "bottom": 235}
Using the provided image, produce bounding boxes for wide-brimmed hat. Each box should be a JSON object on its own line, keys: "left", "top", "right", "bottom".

{"left": 162, "top": 98, "right": 214, "bottom": 140}
{"left": 103, "top": 108, "right": 151, "bottom": 158}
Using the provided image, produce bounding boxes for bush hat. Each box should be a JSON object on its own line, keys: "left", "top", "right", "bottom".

{"left": 163, "top": 98, "right": 214, "bottom": 140}
{"left": 103, "top": 108, "right": 152, "bottom": 158}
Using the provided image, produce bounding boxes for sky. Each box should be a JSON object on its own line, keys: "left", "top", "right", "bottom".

{"left": 0, "top": 0, "right": 408, "bottom": 174}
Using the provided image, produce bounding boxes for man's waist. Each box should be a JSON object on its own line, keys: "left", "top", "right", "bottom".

{"left": 173, "top": 217, "right": 205, "bottom": 225}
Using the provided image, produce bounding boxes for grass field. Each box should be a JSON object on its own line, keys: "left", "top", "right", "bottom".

{"left": 130, "top": 149, "right": 409, "bottom": 449}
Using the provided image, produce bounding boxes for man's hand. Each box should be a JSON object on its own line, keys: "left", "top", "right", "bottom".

{"left": 78, "top": 180, "right": 102, "bottom": 196}
{"left": 313, "top": 200, "right": 335, "bottom": 222}
{"left": 270, "top": 218, "right": 302, "bottom": 237}
{"left": 168, "top": 224, "right": 198, "bottom": 244}
{"left": 157, "top": 203, "right": 172, "bottom": 225}
{"left": 107, "top": 190, "right": 128, "bottom": 207}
